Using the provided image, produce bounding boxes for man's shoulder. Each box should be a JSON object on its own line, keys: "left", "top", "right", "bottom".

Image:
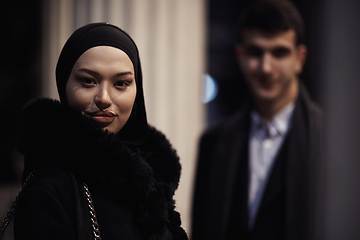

{"left": 307, "top": 97, "right": 323, "bottom": 119}
{"left": 299, "top": 83, "right": 323, "bottom": 120}
{"left": 202, "top": 107, "right": 249, "bottom": 141}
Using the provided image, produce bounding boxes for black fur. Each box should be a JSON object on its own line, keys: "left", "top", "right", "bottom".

{"left": 17, "top": 98, "right": 188, "bottom": 240}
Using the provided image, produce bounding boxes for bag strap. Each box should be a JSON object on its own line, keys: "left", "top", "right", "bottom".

{"left": 69, "top": 173, "right": 94, "bottom": 240}
{"left": 69, "top": 173, "right": 102, "bottom": 240}
{"left": 0, "top": 173, "right": 33, "bottom": 239}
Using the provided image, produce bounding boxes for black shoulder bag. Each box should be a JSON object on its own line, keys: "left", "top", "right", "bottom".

{"left": 0, "top": 172, "right": 101, "bottom": 240}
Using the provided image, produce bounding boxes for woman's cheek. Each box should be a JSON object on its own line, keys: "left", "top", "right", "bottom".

{"left": 69, "top": 90, "right": 93, "bottom": 112}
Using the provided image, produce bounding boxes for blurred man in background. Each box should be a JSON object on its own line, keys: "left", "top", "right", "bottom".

{"left": 192, "top": 0, "right": 323, "bottom": 239}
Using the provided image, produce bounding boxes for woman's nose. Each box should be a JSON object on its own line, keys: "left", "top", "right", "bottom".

{"left": 94, "top": 85, "right": 112, "bottom": 110}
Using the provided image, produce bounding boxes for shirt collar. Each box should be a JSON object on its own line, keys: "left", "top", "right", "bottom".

{"left": 250, "top": 101, "right": 295, "bottom": 137}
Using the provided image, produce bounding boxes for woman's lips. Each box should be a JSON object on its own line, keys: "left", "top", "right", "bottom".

{"left": 86, "top": 111, "right": 116, "bottom": 125}
{"left": 91, "top": 115, "right": 115, "bottom": 124}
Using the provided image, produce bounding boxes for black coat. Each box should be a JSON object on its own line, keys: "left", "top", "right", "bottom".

{"left": 192, "top": 84, "right": 323, "bottom": 240}
{"left": 14, "top": 98, "right": 188, "bottom": 240}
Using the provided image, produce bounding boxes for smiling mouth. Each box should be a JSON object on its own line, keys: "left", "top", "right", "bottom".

{"left": 258, "top": 77, "right": 276, "bottom": 88}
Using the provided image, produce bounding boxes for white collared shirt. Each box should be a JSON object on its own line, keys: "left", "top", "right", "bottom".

{"left": 248, "top": 101, "right": 295, "bottom": 229}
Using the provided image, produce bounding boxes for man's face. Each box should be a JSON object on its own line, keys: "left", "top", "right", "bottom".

{"left": 236, "top": 29, "right": 307, "bottom": 103}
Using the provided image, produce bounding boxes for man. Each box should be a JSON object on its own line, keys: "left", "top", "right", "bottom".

{"left": 192, "top": 1, "right": 323, "bottom": 239}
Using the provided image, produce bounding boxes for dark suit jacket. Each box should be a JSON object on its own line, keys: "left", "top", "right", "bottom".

{"left": 192, "top": 84, "right": 323, "bottom": 240}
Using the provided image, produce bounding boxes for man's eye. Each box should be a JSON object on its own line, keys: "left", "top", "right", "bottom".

{"left": 272, "top": 48, "right": 290, "bottom": 58}
{"left": 245, "top": 47, "right": 263, "bottom": 57}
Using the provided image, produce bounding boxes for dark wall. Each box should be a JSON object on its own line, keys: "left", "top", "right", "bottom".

{"left": 206, "top": 0, "right": 250, "bottom": 126}
{"left": 0, "top": 1, "right": 42, "bottom": 183}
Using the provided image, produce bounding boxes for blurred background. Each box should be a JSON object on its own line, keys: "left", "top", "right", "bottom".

{"left": 1, "top": 0, "right": 360, "bottom": 239}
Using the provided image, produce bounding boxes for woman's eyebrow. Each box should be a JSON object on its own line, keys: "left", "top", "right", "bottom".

{"left": 114, "top": 71, "right": 134, "bottom": 77}
{"left": 76, "top": 68, "right": 134, "bottom": 77}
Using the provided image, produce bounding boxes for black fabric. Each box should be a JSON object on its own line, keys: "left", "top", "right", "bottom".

{"left": 191, "top": 83, "right": 323, "bottom": 240}
{"left": 14, "top": 168, "right": 78, "bottom": 240}
{"left": 69, "top": 172, "right": 94, "bottom": 240}
{"left": 192, "top": 104, "right": 250, "bottom": 240}
{"left": 56, "top": 23, "right": 147, "bottom": 144}
{"left": 15, "top": 98, "right": 188, "bottom": 240}
{"left": 251, "top": 136, "right": 288, "bottom": 240}
{"left": 227, "top": 135, "right": 288, "bottom": 240}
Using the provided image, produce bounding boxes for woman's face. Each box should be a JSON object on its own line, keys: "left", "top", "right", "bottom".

{"left": 66, "top": 46, "right": 137, "bottom": 134}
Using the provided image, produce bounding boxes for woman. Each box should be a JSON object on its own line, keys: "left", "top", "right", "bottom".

{"left": 14, "top": 23, "right": 188, "bottom": 240}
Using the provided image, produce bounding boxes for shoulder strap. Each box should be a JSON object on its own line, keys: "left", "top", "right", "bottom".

{"left": 0, "top": 173, "right": 33, "bottom": 239}
{"left": 68, "top": 173, "right": 94, "bottom": 240}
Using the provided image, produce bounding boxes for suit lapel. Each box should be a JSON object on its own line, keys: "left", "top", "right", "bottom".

{"left": 256, "top": 137, "right": 288, "bottom": 217}
{"left": 212, "top": 105, "right": 250, "bottom": 239}
{"left": 285, "top": 84, "right": 322, "bottom": 240}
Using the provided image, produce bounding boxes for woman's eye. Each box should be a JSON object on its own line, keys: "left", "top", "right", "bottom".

{"left": 80, "top": 78, "right": 96, "bottom": 87}
{"left": 115, "top": 80, "right": 131, "bottom": 89}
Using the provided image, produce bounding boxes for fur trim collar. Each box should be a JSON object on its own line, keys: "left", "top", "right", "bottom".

{"left": 17, "top": 98, "right": 187, "bottom": 240}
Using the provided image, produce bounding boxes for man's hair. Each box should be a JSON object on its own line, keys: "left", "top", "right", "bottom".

{"left": 237, "top": 0, "right": 305, "bottom": 45}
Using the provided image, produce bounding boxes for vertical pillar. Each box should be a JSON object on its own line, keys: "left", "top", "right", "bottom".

{"left": 319, "top": 0, "right": 360, "bottom": 239}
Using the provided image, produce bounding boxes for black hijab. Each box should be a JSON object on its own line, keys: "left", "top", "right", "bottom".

{"left": 55, "top": 23, "right": 148, "bottom": 144}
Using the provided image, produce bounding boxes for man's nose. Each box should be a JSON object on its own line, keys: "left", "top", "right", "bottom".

{"left": 260, "top": 53, "right": 273, "bottom": 74}
{"left": 94, "top": 85, "right": 112, "bottom": 110}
